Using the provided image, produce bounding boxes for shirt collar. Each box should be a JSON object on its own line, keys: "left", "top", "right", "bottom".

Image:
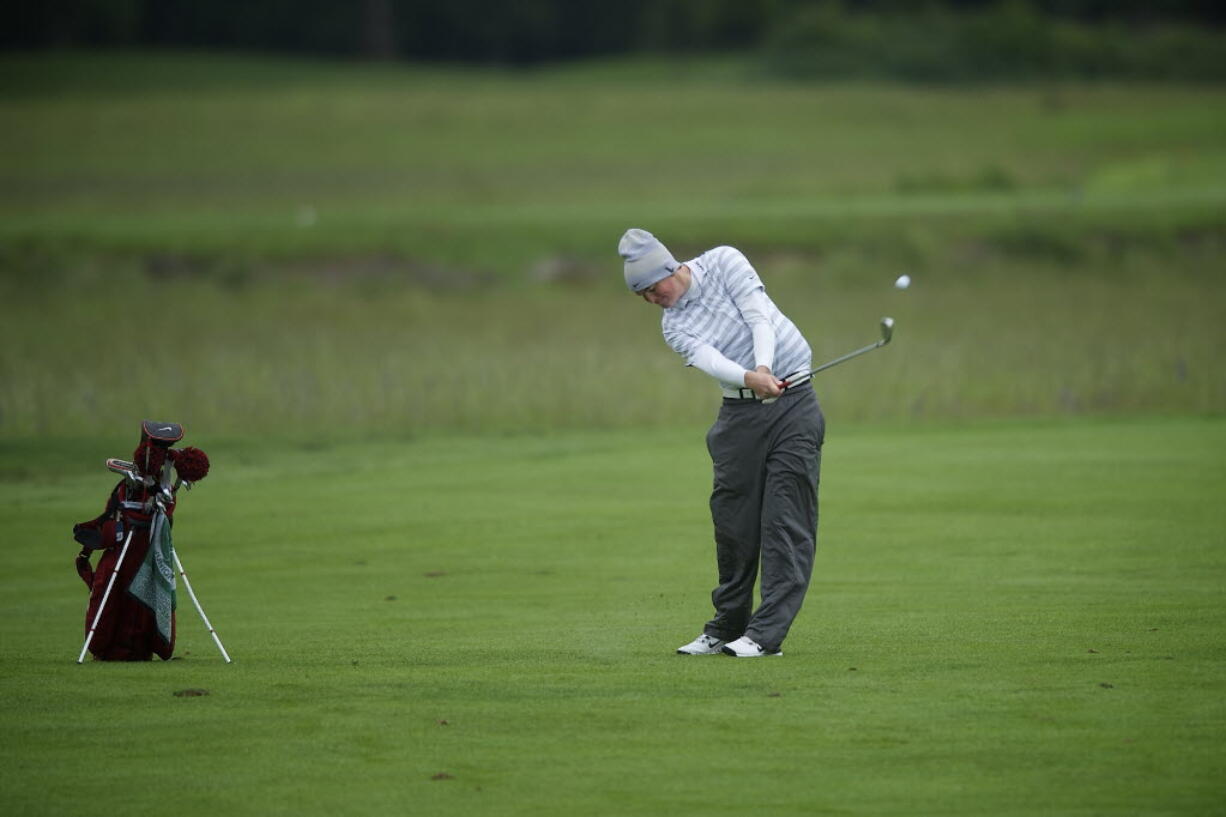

{"left": 674, "top": 259, "right": 702, "bottom": 308}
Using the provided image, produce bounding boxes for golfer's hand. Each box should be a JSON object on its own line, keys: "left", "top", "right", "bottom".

{"left": 745, "top": 367, "right": 784, "bottom": 400}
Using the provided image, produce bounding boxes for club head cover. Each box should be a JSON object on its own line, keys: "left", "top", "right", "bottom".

{"left": 141, "top": 420, "right": 184, "bottom": 447}
{"left": 171, "top": 447, "right": 210, "bottom": 483}
{"left": 133, "top": 441, "right": 168, "bottom": 477}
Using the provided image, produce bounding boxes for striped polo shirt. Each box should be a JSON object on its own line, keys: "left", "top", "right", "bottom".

{"left": 661, "top": 246, "right": 812, "bottom": 390}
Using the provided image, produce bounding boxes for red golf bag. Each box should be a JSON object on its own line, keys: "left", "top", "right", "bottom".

{"left": 73, "top": 420, "right": 210, "bottom": 662}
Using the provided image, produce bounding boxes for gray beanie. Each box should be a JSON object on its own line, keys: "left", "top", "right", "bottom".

{"left": 619, "top": 228, "right": 678, "bottom": 292}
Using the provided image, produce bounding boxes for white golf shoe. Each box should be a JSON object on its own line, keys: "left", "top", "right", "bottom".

{"left": 721, "top": 636, "right": 782, "bottom": 658}
{"left": 676, "top": 633, "right": 726, "bottom": 655}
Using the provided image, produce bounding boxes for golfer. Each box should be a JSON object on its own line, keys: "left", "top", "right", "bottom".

{"left": 619, "top": 228, "right": 825, "bottom": 658}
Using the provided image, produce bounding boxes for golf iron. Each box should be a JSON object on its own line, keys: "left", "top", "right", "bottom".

{"left": 762, "top": 317, "right": 895, "bottom": 404}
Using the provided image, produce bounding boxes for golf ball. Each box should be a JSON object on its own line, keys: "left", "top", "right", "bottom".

{"left": 894, "top": 274, "right": 911, "bottom": 290}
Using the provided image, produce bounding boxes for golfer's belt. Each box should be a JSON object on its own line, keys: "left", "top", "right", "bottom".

{"left": 722, "top": 372, "right": 812, "bottom": 401}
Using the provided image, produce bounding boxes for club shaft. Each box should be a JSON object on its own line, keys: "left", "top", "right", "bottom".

{"left": 807, "top": 340, "right": 885, "bottom": 375}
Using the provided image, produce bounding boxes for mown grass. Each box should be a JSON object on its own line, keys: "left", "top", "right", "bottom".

{"left": 1, "top": 418, "right": 1223, "bottom": 815}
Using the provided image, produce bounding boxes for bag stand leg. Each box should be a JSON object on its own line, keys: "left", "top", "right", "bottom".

{"left": 76, "top": 527, "right": 136, "bottom": 664}
{"left": 173, "top": 548, "right": 232, "bottom": 663}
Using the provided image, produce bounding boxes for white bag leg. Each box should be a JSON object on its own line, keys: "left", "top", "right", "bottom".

{"left": 76, "top": 527, "right": 137, "bottom": 664}
{"left": 173, "top": 548, "right": 232, "bottom": 663}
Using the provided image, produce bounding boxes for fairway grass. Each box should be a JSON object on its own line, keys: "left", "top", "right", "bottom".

{"left": 1, "top": 417, "right": 1223, "bottom": 816}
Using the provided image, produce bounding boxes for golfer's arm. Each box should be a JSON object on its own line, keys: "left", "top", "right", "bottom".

{"left": 736, "top": 289, "right": 776, "bottom": 372}
{"left": 688, "top": 344, "right": 751, "bottom": 387}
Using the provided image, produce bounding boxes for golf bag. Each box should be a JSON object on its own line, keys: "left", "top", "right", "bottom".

{"left": 73, "top": 420, "right": 210, "bottom": 661}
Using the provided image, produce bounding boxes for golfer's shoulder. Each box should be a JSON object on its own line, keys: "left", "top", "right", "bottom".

{"left": 660, "top": 312, "right": 690, "bottom": 351}
{"left": 701, "top": 246, "right": 755, "bottom": 279}
{"left": 703, "top": 246, "right": 762, "bottom": 298}
{"left": 660, "top": 308, "right": 681, "bottom": 333}
{"left": 660, "top": 307, "right": 693, "bottom": 341}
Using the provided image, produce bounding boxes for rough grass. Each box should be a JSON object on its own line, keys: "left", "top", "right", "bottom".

{"left": 2, "top": 240, "right": 1222, "bottom": 436}
{"left": 1, "top": 51, "right": 1224, "bottom": 437}
{"left": 1, "top": 418, "right": 1223, "bottom": 815}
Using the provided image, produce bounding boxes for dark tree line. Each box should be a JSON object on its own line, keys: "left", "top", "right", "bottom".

{"left": 5, "top": 0, "right": 1223, "bottom": 64}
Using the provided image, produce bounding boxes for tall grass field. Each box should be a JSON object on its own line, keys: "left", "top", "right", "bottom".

{"left": 1, "top": 52, "right": 1224, "bottom": 435}
{"left": 0, "top": 51, "right": 1224, "bottom": 815}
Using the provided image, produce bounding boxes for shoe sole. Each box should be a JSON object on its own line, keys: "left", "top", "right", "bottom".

{"left": 720, "top": 647, "right": 783, "bottom": 657}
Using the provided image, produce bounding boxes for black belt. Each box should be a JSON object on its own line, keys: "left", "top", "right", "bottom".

{"left": 723, "top": 377, "right": 813, "bottom": 403}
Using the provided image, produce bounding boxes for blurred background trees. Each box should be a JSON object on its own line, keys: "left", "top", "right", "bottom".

{"left": 5, "top": 0, "right": 1224, "bottom": 79}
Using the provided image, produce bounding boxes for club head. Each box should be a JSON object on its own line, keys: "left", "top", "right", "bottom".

{"left": 106, "top": 458, "right": 137, "bottom": 477}
{"left": 879, "top": 317, "right": 895, "bottom": 345}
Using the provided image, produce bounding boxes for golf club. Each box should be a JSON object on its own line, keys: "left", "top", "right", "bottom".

{"left": 108, "top": 456, "right": 196, "bottom": 493}
{"left": 107, "top": 458, "right": 148, "bottom": 486}
{"left": 761, "top": 317, "right": 895, "bottom": 404}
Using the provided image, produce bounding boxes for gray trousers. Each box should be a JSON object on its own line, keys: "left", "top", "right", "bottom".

{"left": 702, "top": 386, "right": 824, "bottom": 652}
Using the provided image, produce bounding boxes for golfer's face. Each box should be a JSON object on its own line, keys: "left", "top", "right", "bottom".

{"left": 639, "top": 273, "right": 684, "bottom": 309}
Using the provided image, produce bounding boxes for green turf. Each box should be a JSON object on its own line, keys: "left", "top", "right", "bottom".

{"left": 1, "top": 418, "right": 1223, "bottom": 816}
{"left": 1, "top": 50, "right": 1223, "bottom": 814}
{"left": 2, "top": 51, "right": 1224, "bottom": 272}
